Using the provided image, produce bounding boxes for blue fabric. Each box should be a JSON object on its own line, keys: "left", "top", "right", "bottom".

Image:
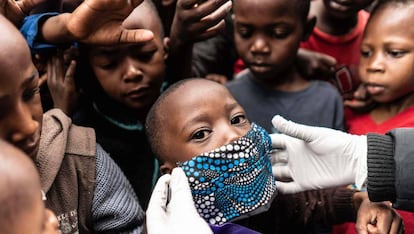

{"left": 20, "top": 13, "right": 75, "bottom": 54}
{"left": 209, "top": 223, "right": 261, "bottom": 234}
{"left": 180, "top": 123, "right": 277, "bottom": 225}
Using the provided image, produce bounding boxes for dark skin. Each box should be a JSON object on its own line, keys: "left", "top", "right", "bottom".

{"left": 233, "top": 0, "right": 315, "bottom": 91}
{"left": 156, "top": 79, "right": 250, "bottom": 174}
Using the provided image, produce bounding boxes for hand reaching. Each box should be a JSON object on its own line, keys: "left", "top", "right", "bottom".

{"left": 66, "top": 0, "right": 154, "bottom": 45}
{"left": 46, "top": 49, "right": 79, "bottom": 116}
{"left": 170, "top": 0, "right": 232, "bottom": 48}
{"left": 270, "top": 115, "right": 368, "bottom": 194}
{"left": 0, "top": 0, "right": 46, "bottom": 26}
{"left": 146, "top": 168, "right": 212, "bottom": 234}
{"left": 296, "top": 48, "right": 337, "bottom": 80}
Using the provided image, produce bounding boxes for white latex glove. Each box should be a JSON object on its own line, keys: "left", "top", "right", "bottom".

{"left": 270, "top": 115, "right": 368, "bottom": 194}
{"left": 146, "top": 168, "right": 213, "bottom": 234}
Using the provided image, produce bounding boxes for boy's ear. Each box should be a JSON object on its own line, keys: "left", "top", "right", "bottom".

{"left": 163, "top": 37, "right": 170, "bottom": 60}
{"left": 159, "top": 162, "right": 174, "bottom": 175}
{"left": 302, "top": 16, "right": 316, "bottom": 41}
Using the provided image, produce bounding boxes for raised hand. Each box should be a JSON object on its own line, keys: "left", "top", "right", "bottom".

{"left": 46, "top": 49, "right": 78, "bottom": 116}
{"left": 0, "top": 0, "right": 46, "bottom": 26}
{"left": 66, "top": 0, "right": 154, "bottom": 45}
{"left": 170, "top": 0, "right": 232, "bottom": 47}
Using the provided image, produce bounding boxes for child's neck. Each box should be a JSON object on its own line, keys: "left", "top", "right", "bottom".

{"left": 370, "top": 92, "right": 414, "bottom": 124}
{"left": 252, "top": 67, "right": 310, "bottom": 92}
{"left": 312, "top": 1, "right": 359, "bottom": 36}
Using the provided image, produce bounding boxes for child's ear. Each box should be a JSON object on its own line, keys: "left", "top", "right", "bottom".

{"left": 163, "top": 37, "right": 170, "bottom": 60}
{"left": 302, "top": 16, "right": 316, "bottom": 42}
{"left": 159, "top": 162, "right": 174, "bottom": 175}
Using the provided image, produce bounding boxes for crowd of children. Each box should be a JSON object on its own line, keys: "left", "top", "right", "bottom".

{"left": 0, "top": 0, "right": 413, "bottom": 233}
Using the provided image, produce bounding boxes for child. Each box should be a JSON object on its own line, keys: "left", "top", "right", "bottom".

{"left": 227, "top": 0, "right": 344, "bottom": 133}
{"left": 68, "top": 0, "right": 169, "bottom": 208}
{"left": 0, "top": 13, "right": 144, "bottom": 234}
{"left": 344, "top": 0, "right": 414, "bottom": 233}
{"left": 145, "top": 78, "right": 276, "bottom": 233}
{"left": 0, "top": 139, "right": 60, "bottom": 234}
{"left": 301, "top": 0, "right": 374, "bottom": 111}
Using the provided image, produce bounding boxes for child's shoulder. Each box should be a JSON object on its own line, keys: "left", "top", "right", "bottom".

{"left": 308, "top": 80, "right": 342, "bottom": 97}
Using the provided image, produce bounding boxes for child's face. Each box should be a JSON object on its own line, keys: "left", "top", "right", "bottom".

{"left": 322, "top": 0, "right": 373, "bottom": 19}
{"left": 87, "top": 8, "right": 167, "bottom": 111}
{"left": 233, "top": 0, "right": 309, "bottom": 82}
{"left": 159, "top": 80, "right": 251, "bottom": 172}
{"left": 359, "top": 5, "right": 414, "bottom": 103}
{"left": 0, "top": 31, "right": 43, "bottom": 160}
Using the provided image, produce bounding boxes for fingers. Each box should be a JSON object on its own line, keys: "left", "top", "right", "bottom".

{"left": 271, "top": 115, "right": 316, "bottom": 142}
{"left": 275, "top": 181, "right": 302, "bottom": 194}
{"left": 118, "top": 29, "right": 154, "bottom": 44}
{"left": 64, "top": 60, "right": 77, "bottom": 85}
{"left": 169, "top": 168, "right": 198, "bottom": 213}
{"left": 269, "top": 133, "right": 287, "bottom": 150}
{"left": 272, "top": 164, "right": 292, "bottom": 179}
{"left": 146, "top": 173, "right": 171, "bottom": 215}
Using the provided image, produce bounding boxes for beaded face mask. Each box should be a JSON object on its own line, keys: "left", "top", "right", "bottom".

{"left": 179, "top": 123, "right": 277, "bottom": 225}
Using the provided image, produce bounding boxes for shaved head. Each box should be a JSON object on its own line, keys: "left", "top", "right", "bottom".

{"left": 0, "top": 139, "right": 43, "bottom": 233}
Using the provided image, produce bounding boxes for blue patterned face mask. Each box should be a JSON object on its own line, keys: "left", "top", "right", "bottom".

{"left": 179, "top": 123, "right": 277, "bottom": 225}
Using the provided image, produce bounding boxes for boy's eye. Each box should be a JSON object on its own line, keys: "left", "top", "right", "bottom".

{"left": 191, "top": 129, "right": 212, "bottom": 141}
{"left": 387, "top": 50, "right": 406, "bottom": 58}
{"left": 134, "top": 50, "right": 157, "bottom": 62}
{"left": 237, "top": 26, "right": 253, "bottom": 39}
{"left": 230, "top": 114, "right": 247, "bottom": 125}
{"left": 22, "top": 87, "right": 40, "bottom": 101}
{"left": 360, "top": 49, "right": 372, "bottom": 58}
{"left": 100, "top": 61, "right": 118, "bottom": 70}
{"left": 271, "top": 28, "right": 290, "bottom": 39}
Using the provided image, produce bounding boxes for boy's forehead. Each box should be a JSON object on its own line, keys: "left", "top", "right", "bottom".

{"left": 161, "top": 80, "right": 230, "bottom": 116}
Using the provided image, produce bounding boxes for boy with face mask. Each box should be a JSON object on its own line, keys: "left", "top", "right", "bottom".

{"left": 145, "top": 78, "right": 276, "bottom": 232}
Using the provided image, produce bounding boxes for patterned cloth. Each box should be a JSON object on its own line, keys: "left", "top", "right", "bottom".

{"left": 180, "top": 123, "right": 276, "bottom": 225}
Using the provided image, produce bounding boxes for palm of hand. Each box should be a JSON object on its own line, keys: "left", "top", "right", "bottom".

{"left": 67, "top": 0, "right": 145, "bottom": 45}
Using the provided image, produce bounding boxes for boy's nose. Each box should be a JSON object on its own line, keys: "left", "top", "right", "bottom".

{"left": 123, "top": 59, "right": 143, "bottom": 82}
{"left": 9, "top": 105, "right": 39, "bottom": 143}
{"left": 223, "top": 128, "right": 244, "bottom": 145}
{"left": 366, "top": 53, "right": 385, "bottom": 73}
{"left": 250, "top": 37, "right": 270, "bottom": 54}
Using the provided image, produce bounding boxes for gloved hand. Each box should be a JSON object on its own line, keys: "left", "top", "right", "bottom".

{"left": 270, "top": 115, "right": 368, "bottom": 194}
{"left": 146, "top": 168, "right": 212, "bottom": 234}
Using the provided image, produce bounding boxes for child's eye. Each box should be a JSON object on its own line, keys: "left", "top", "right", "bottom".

{"left": 237, "top": 26, "right": 253, "bottom": 39}
{"left": 135, "top": 50, "right": 156, "bottom": 62}
{"left": 22, "top": 87, "right": 40, "bottom": 101}
{"left": 230, "top": 114, "right": 247, "bottom": 125}
{"left": 387, "top": 50, "right": 406, "bottom": 58}
{"left": 271, "top": 28, "right": 290, "bottom": 39}
{"left": 360, "top": 49, "right": 372, "bottom": 58}
{"left": 100, "top": 61, "right": 118, "bottom": 70}
{"left": 191, "top": 129, "right": 212, "bottom": 141}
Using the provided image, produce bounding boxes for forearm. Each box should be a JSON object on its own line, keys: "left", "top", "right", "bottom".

{"left": 366, "top": 133, "right": 396, "bottom": 203}
{"left": 40, "top": 13, "right": 73, "bottom": 44}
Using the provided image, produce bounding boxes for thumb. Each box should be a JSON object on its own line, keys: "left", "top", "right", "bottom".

{"left": 169, "top": 168, "right": 198, "bottom": 213}
{"left": 271, "top": 115, "right": 317, "bottom": 143}
{"left": 118, "top": 29, "right": 154, "bottom": 44}
{"left": 146, "top": 173, "right": 171, "bottom": 217}
{"left": 275, "top": 181, "right": 303, "bottom": 194}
